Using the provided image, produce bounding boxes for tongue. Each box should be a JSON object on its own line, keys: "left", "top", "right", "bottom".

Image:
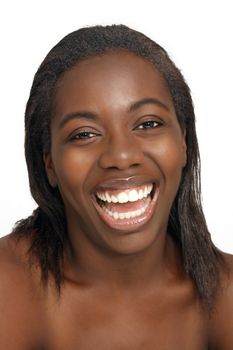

{"left": 100, "top": 197, "right": 148, "bottom": 213}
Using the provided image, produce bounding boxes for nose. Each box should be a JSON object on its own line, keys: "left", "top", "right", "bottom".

{"left": 98, "top": 133, "right": 144, "bottom": 170}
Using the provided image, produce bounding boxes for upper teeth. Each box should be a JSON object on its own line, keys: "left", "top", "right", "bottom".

{"left": 96, "top": 184, "right": 153, "bottom": 203}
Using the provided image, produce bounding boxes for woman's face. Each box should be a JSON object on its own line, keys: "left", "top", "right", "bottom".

{"left": 44, "top": 51, "right": 186, "bottom": 254}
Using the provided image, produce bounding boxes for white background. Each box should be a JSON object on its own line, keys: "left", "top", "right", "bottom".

{"left": 0, "top": 0, "right": 232, "bottom": 253}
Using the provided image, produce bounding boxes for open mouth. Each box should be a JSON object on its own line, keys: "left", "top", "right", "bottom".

{"left": 92, "top": 182, "right": 159, "bottom": 231}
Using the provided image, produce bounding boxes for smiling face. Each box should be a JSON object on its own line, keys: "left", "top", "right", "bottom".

{"left": 44, "top": 51, "right": 186, "bottom": 255}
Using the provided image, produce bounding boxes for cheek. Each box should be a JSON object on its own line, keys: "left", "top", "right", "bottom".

{"left": 52, "top": 147, "right": 94, "bottom": 196}
{"left": 147, "top": 135, "right": 185, "bottom": 183}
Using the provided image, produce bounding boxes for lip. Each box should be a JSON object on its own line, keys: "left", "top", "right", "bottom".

{"left": 93, "top": 175, "right": 158, "bottom": 191}
{"left": 91, "top": 179, "right": 159, "bottom": 233}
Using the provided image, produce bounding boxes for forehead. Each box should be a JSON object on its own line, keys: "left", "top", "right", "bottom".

{"left": 53, "top": 51, "right": 174, "bottom": 117}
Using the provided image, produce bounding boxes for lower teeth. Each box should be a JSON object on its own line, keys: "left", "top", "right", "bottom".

{"left": 103, "top": 197, "right": 151, "bottom": 220}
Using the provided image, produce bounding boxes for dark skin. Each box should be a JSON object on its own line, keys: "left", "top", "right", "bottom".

{"left": 1, "top": 51, "right": 233, "bottom": 349}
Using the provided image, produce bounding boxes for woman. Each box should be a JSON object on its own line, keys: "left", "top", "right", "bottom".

{"left": 0, "top": 24, "right": 232, "bottom": 349}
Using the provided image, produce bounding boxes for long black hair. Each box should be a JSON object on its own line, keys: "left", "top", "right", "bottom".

{"left": 13, "top": 24, "right": 225, "bottom": 311}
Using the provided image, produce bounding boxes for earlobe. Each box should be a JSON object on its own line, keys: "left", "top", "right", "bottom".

{"left": 43, "top": 152, "right": 58, "bottom": 187}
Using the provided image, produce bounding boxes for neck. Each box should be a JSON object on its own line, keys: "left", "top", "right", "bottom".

{"left": 63, "top": 223, "right": 182, "bottom": 292}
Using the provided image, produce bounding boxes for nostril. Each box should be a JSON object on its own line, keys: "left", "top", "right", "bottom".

{"left": 98, "top": 153, "right": 143, "bottom": 170}
{"left": 98, "top": 143, "right": 144, "bottom": 170}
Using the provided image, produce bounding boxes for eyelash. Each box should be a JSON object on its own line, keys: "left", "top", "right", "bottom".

{"left": 69, "top": 119, "right": 162, "bottom": 142}
{"left": 70, "top": 131, "right": 98, "bottom": 140}
{"left": 136, "top": 120, "right": 161, "bottom": 130}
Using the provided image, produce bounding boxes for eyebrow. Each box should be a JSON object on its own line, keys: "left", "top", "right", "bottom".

{"left": 58, "top": 111, "right": 98, "bottom": 129}
{"left": 128, "top": 97, "right": 170, "bottom": 113}
{"left": 58, "top": 97, "right": 169, "bottom": 129}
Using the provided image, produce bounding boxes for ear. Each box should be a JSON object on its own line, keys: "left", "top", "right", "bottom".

{"left": 43, "top": 152, "right": 58, "bottom": 187}
{"left": 181, "top": 128, "right": 187, "bottom": 168}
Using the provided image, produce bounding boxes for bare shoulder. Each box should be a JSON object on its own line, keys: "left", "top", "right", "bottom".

{"left": 209, "top": 252, "right": 233, "bottom": 349}
{"left": 0, "top": 233, "right": 46, "bottom": 349}
{"left": 0, "top": 232, "right": 37, "bottom": 286}
{"left": 0, "top": 233, "right": 31, "bottom": 287}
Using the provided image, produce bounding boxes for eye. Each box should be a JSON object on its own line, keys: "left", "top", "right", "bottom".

{"left": 69, "top": 129, "right": 100, "bottom": 142}
{"left": 136, "top": 120, "right": 161, "bottom": 130}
